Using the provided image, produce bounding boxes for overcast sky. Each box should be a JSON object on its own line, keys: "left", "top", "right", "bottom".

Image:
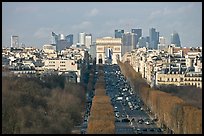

{"left": 2, "top": 2, "right": 202, "bottom": 49}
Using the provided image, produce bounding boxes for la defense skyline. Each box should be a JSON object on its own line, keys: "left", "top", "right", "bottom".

{"left": 9, "top": 27, "right": 186, "bottom": 50}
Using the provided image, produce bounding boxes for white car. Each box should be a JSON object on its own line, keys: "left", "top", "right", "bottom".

{"left": 115, "top": 112, "right": 120, "bottom": 118}
{"left": 144, "top": 120, "right": 150, "bottom": 125}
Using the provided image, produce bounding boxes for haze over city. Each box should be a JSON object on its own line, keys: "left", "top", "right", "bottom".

{"left": 2, "top": 2, "right": 202, "bottom": 48}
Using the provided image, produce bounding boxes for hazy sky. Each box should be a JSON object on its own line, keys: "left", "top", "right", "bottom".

{"left": 2, "top": 2, "right": 202, "bottom": 48}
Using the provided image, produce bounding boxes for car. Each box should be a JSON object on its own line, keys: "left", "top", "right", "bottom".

{"left": 115, "top": 112, "right": 120, "bottom": 118}
{"left": 135, "top": 106, "right": 140, "bottom": 110}
{"left": 137, "top": 131, "right": 142, "bottom": 134}
{"left": 80, "top": 129, "right": 86, "bottom": 134}
{"left": 121, "top": 118, "right": 130, "bottom": 122}
{"left": 149, "top": 128, "right": 155, "bottom": 132}
{"left": 136, "top": 128, "right": 141, "bottom": 131}
{"left": 82, "top": 121, "right": 88, "bottom": 128}
{"left": 129, "top": 121, "right": 133, "bottom": 126}
{"left": 142, "top": 128, "right": 147, "bottom": 131}
{"left": 115, "top": 118, "right": 121, "bottom": 122}
{"left": 137, "top": 119, "right": 144, "bottom": 124}
{"left": 131, "top": 118, "right": 135, "bottom": 122}
{"left": 156, "top": 128, "right": 163, "bottom": 132}
{"left": 144, "top": 119, "right": 151, "bottom": 125}
{"left": 121, "top": 113, "right": 126, "bottom": 117}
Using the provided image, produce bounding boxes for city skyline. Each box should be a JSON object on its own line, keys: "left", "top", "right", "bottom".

{"left": 2, "top": 2, "right": 202, "bottom": 48}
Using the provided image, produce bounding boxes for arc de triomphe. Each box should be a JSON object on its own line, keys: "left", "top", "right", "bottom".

{"left": 96, "top": 37, "right": 122, "bottom": 64}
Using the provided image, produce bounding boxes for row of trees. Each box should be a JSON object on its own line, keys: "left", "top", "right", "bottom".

{"left": 117, "top": 61, "right": 202, "bottom": 134}
{"left": 87, "top": 65, "right": 115, "bottom": 134}
{"left": 2, "top": 74, "right": 86, "bottom": 134}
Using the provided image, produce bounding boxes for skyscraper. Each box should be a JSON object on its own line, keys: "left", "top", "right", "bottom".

{"left": 122, "top": 32, "right": 135, "bottom": 55}
{"left": 149, "top": 28, "right": 159, "bottom": 49}
{"left": 51, "top": 32, "right": 58, "bottom": 45}
{"left": 11, "top": 35, "right": 19, "bottom": 48}
{"left": 171, "top": 31, "right": 181, "bottom": 47}
{"left": 130, "top": 33, "right": 136, "bottom": 50}
{"left": 85, "top": 34, "right": 92, "bottom": 49}
{"left": 137, "top": 37, "right": 147, "bottom": 48}
{"left": 145, "top": 36, "right": 150, "bottom": 49}
{"left": 131, "top": 28, "right": 142, "bottom": 48}
{"left": 115, "top": 29, "right": 124, "bottom": 38}
{"left": 57, "top": 34, "right": 67, "bottom": 51}
{"left": 65, "top": 34, "right": 73, "bottom": 47}
{"left": 78, "top": 32, "right": 86, "bottom": 45}
{"left": 51, "top": 32, "right": 73, "bottom": 51}
{"left": 122, "top": 32, "right": 131, "bottom": 46}
{"left": 158, "top": 36, "right": 167, "bottom": 50}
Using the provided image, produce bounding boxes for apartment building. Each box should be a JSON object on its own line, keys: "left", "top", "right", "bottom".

{"left": 122, "top": 46, "right": 202, "bottom": 88}
{"left": 44, "top": 59, "right": 81, "bottom": 82}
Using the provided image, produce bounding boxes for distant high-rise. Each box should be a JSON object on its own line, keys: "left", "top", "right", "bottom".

{"left": 65, "top": 34, "right": 73, "bottom": 47}
{"left": 85, "top": 34, "right": 92, "bottom": 49}
{"left": 171, "top": 31, "right": 181, "bottom": 47}
{"left": 158, "top": 36, "right": 167, "bottom": 50}
{"left": 131, "top": 28, "right": 142, "bottom": 45}
{"left": 57, "top": 39, "right": 69, "bottom": 51}
{"left": 78, "top": 32, "right": 86, "bottom": 45}
{"left": 137, "top": 37, "right": 147, "bottom": 48}
{"left": 11, "top": 35, "right": 19, "bottom": 48}
{"left": 144, "top": 36, "right": 150, "bottom": 49}
{"left": 149, "top": 28, "right": 159, "bottom": 49}
{"left": 131, "top": 29, "right": 142, "bottom": 38}
{"left": 51, "top": 32, "right": 58, "bottom": 45}
{"left": 51, "top": 32, "right": 73, "bottom": 51}
{"left": 115, "top": 29, "right": 124, "bottom": 38}
{"left": 159, "top": 36, "right": 166, "bottom": 44}
{"left": 130, "top": 33, "right": 136, "bottom": 50}
{"left": 122, "top": 32, "right": 136, "bottom": 55}
{"left": 122, "top": 32, "right": 131, "bottom": 46}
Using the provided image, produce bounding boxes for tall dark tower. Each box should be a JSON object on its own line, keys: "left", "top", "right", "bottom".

{"left": 149, "top": 28, "right": 159, "bottom": 49}
{"left": 131, "top": 28, "right": 142, "bottom": 46}
{"left": 171, "top": 31, "right": 181, "bottom": 47}
{"left": 66, "top": 34, "right": 73, "bottom": 47}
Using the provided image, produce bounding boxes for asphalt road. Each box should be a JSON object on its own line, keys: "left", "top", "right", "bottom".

{"left": 104, "top": 64, "right": 164, "bottom": 134}
{"left": 80, "top": 64, "right": 164, "bottom": 134}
